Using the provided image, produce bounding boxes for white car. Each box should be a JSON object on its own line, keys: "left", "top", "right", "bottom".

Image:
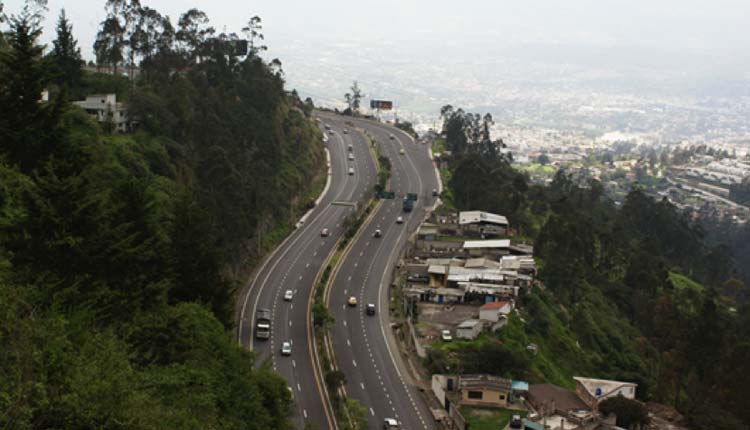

{"left": 343, "top": 128, "right": 349, "bottom": 134}
{"left": 284, "top": 290, "right": 293, "bottom": 301}
{"left": 389, "top": 134, "right": 395, "bottom": 140}
{"left": 441, "top": 330, "right": 453, "bottom": 342}
{"left": 281, "top": 341, "right": 292, "bottom": 356}
{"left": 396, "top": 216, "right": 404, "bottom": 224}
{"left": 321, "top": 228, "right": 330, "bottom": 237}
{"left": 374, "top": 229, "right": 382, "bottom": 238}
{"left": 348, "top": 167, "right": 355, "bottom": 175}
{"left": 348, "top": 153, "right": 354, "bottom": 161}
{"left": 384, "top": 418, "right": 399, "bottom": 429}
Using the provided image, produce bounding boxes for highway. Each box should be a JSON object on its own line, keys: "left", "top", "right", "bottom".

{"left": 237, "top": 115, "right": 375, "bottom": 429}
{"left": 327, "top": 117, "right": 440, "bottom": 430}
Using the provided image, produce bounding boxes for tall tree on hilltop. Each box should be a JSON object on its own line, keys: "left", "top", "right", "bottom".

{"left": 94, "top": 15, "right": 124, "bottom": 74}
{"left": 242, "top": 15, "right": 266, "bottom": 56}
{"left": 176, "top": 8, "right": 214, "bottom": 63}
{"left": 47, "top": 8, "right": 82, "bottom": 88}
{"left": 0, "top": 2, "right": 65, "bottom": 173}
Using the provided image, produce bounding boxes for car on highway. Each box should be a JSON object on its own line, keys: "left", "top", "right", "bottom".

{"left": 396, "top": 216, "right": 404, "bottom": 224}
{"left": 348, "top": 153, "right": 354, "bottom": 161}
{"left": 399, "top": 148, "right": 405, "bottom": 155}
{"left": 389, "top": 134, "right": 395, "bottom": 140}
{"left": 347, "top": 144, "right": 353, "bottom": 151}
{"left": 374, "top": 229, "right": 382, "bottom": 238}
{"left": 324, "top": 124, "right": 331, "bottom": 130}
{"left": 441, "top": 330, "right": 453, "bottom": 342}
{"left": 281, "top": 341, "right": 292, "bottom": 356}
{"left": 432, "top": 188, "right": 438, "bottom": 196}
{"left": 347, "top": 296, "right": 358, "bottom": 307}
{"left": 383, "top": 418, "right": 399, "bottom": 429}
{"left": 321, "top": 228, "right": 330, "bottom": 237}
{"left": 343, "top": 128, "right": 348, "bottom": 134}
{"left": 284, "top": 290, "right": 293, "bottom": 301}
{"left": 348, "top": 167, "right": 354, "bottom": 175}
{"left": 366, "top": 303, "right": 376, "bottom": 315}
{"left": 329, "top": 130, "right": 335, "bottom": 134}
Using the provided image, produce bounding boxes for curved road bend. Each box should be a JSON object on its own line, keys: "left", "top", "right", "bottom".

{"left": 238, "top": 116, "right": 375, "bottom": 428}
{"left": 328, "top": 117, "right": 439, "bottom": 430}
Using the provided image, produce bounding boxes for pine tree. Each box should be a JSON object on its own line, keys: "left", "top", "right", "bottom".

{"left": 0, "top": 5, "right": 61, "bottom": 172}
{"left": 48, "top": 9, "right": 83, "bottom": 88}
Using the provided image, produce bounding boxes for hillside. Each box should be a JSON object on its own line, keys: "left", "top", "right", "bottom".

{"left": 429, "top": 106, "right": 750, "bottom": 429}
{"left": 0, "top": 3, "right": 323, "bottom": 428}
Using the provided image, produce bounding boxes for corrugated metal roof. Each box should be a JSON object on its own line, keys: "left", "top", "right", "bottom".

{"left": 459, "top": 211, "right": 509, "bottom": 226}
{"left": 463, "top": 239, "right": 511, "bottom": 249}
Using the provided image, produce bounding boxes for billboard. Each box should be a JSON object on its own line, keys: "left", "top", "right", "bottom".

{"left": 370, "top": 99, "right": 393, "bottom": 110}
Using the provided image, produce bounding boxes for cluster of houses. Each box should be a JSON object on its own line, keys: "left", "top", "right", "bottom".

{"left": 402, "top": 210, "right": 536, "bottom": 340}
{"left": 432, "top": 373, "right": 638, "bottom": 430}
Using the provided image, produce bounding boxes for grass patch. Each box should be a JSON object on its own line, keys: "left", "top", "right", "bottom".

{"left": 459, "top": 407, "right": 526, "bottom": 430}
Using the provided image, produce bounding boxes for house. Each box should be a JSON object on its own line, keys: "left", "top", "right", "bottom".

{"left": 462, "top": 239, "right": 511, "bottom": 258}
{"left": 459, "top": 211, "right": 509, "bottom": 237}
{"left": 573, "top": 377, "right": 637, "bottom": 409}
{"left": 459, "top": 374, "right": 512, "bottom": 408}
{"left": 73, "top": 94, "right": 133, "bottom": 132}
{"left": 528, "top": 383, "right": 589, "bottom": 416}
{"left": 455, "top": 319, "right": 483, "bottom": 339}
{"left": 479, "top": 301, "right": 513, "bottom": 322}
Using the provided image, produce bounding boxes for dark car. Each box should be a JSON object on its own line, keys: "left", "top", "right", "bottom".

{"left": 510, "top": 415, "right": 523, "bottom": 429}
{"left": 366, "top": 304, "right": 376, "bottom": 315}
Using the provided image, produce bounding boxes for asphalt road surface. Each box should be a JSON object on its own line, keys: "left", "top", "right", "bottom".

{"left": 328, "top": 117, "right": 439, "bottom": 430}
{"left": 237, "top": 114, "right": 375, "bottom": 429}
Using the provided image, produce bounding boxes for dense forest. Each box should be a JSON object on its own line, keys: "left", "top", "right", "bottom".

{"left": 1, "top": 1, "right": 324, "bottom": 428}
{"left": 428, "top": 106, "right": 750, "bottom": 429}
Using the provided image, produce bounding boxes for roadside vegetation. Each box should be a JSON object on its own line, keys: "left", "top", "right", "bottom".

{"left": 431, "top": 105, "right": 750, "bottom": 429}
{"left": 0, "top": 2, "right": 325, "bottom": 428}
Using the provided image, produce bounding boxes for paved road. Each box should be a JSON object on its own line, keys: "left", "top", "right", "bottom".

{"left": 328, "top": 117, "right": 439, "bottom": 430}
{"left": 237, "top": 115, "right": 375, "bottom": 429}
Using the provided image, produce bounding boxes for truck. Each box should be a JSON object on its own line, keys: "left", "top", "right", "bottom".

{"left": 255, "top": 308, "right": 272, "bottom": 340}
{"left": 402, "top": 197, "right": 413, "bottom": 212}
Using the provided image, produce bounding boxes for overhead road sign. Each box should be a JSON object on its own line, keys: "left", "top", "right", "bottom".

{"left": 370, "top": 100, "right": 393, "bottom": 110}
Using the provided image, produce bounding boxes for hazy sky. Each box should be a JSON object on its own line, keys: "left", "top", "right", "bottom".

{"left": 4, "top": 0, "right": 750, "bottom": 61}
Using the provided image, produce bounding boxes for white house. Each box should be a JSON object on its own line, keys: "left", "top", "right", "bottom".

{"left": 573, "top": 377, "right": 637, "bottom": 409}
{"left": 479, "top": 301, "right": 513, "bottom": 322}
{"left": 455, "top": 319, "right": 484, "bottom": 340}
{"left": 73, "top": 94, "right": 133, "bottom": 133}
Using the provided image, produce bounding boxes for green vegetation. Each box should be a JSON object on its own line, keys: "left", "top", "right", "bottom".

{"left": 0, "top": 2, "right": 324, "bottom": 428}
{"left": 599, "top": 396, "right": 649, "bottom": 428}
{"left": 435, "top": 105, "right": 750, "bottom": 429}
{"left": 459, "top": 407, "right": 526, "bottom": 430}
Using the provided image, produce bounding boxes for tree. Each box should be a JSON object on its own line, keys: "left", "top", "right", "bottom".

{"left": 176, "top": 8, "right": 214, "bottom": 62}
{"left": 599, "top": 396, "right": 650, "bottom": 429}
{"left": 94, "top": 16, "right": 124, "bottom": 74}
{"left": 0, "top": 2, "right": 65, "bottom": 173}
{"left": 537, "top": 153, "right": 551, "bottom": 165}
{"left": 242, "top": 15, "right": 266, "bottom": 55}
{"left": 47, "top": 9, "right": 82, "bottom": 88}
{"left": 344, "top": 81, "right": 362, "bottom": 114}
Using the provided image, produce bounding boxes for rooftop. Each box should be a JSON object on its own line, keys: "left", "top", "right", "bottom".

{"left": 457, "top": 319, "right": 483, "bottom": 329}
{"left": 460, "top": 374, "right": 512, "bottom": 392}
{"left": 463, "top": 239, "right": 511, "bottom": 249}
{"left": 459, "top": 211, "right": 509, "bottom": 226}
{"left": 573, "top": 377, "right": 637, "bottom": 398}
{"left": 528, "top": 383, "right": 588, "bottom": 413}
{"left": 480, "top": 301, "right": 511, "bottom": 310}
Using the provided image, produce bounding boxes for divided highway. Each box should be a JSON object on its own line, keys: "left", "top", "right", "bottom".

{"left": 237, "top": 116, "right": 375, "bottom": 429}
{"left": 328, "top": 118, "right": 439, "bottom": 430}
